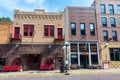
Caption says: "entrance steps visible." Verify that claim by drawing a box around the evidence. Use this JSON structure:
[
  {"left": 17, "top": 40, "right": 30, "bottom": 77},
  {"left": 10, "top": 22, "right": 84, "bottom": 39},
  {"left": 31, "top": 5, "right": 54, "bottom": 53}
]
[{"left": 110, "top": 61, "right": 120, "bottom": 68}]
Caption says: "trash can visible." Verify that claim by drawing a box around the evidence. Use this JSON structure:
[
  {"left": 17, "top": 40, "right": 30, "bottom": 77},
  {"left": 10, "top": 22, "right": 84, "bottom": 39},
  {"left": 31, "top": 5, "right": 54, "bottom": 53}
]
[{"left": 60, "top": 65, "right": 64, "bottom": 73}]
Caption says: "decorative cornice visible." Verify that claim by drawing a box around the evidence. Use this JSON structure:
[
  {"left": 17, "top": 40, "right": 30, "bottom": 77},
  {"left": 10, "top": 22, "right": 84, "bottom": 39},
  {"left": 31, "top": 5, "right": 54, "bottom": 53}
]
[{"left": 14, "top": 14, "right": 63, "bottom": 20}]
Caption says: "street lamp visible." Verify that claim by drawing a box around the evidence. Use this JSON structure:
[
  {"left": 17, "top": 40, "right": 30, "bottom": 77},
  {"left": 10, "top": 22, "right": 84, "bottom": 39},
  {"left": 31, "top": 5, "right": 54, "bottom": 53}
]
[{"left": 64, "top": 42, "right": 70, "bottom": 75}]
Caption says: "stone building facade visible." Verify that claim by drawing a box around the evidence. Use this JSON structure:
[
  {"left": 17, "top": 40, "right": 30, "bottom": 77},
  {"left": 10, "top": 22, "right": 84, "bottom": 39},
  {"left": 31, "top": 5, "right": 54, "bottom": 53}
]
[
  {"left": 1, "top": 9, "right": 65, "bottom": 70},
  {"left": 94, "top": 0, "right": 120, "bottom": 68},
  {"left": 64, "top": 7, "right": 100, "bottom": 69}
]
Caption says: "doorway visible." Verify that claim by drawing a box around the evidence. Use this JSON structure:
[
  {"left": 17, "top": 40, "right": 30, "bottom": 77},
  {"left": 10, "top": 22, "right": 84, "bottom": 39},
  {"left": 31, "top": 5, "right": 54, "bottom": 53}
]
[
  {"left": 26, "top": 54, "right": 42, "bottom": 70},
  {"left": 80, "top": 55, "right": 89, "bottom": 68}
]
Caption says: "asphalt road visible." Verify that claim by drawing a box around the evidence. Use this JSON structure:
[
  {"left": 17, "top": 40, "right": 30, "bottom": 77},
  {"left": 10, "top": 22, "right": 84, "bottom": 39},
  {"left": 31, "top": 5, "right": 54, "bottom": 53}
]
[{"left": 0, "top": 74, "right": 120, "bottom": 80}]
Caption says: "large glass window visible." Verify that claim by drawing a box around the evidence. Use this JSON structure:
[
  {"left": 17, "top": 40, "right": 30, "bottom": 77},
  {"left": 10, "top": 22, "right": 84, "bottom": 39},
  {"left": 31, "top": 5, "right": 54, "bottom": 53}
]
[
  {"left": 109, "top": 4, "right": 114, "bottom": 14},
  {"left": 90, "top": 44, "right": 97, "bottom": 52},
  {"left": 44, "top": 25, "right": 54, "bottom": 37},
  {"left": 71, "top": 43, "right": 77, "bottom": 52},
  {"left": 112, "top": 31, "right": 118, "bottom": 41},
  {"left": 23, "top": 25, "right": 34, "bottom": 37},
  {"left": 79, "top": 43, "right": 88, "bottom": 52},
  {"left": 101, "top": 17, "right": 107, "bottom": 27},
  {"left": 71, "top": 54, "right": 78, "bottom": 64},
  {"left": 103, "top": 30, "right": 108, "bottom": 41},
  {"left": 110, "top": 17, "right": 116, "bottom": 27},
  {"left": 91, "top": 54, "right": 98, "bottom": 64},
  {"left": 70, "top": 23, "right": 76, "bottom": 36},
  {"left": 109, "top": 48, "right": 120, "bottom": 61},
  {"left": 100, "top": 4, "right": 106, "bottom": 14},
  {"left": 117, "top": 5, "right": 120, "bottom": 14},
  {"left": 80, "top": 23, "right": 86, "bottom": 36},
  {"left": 89, "top": 23, "right": 95, "bottom": 36}
]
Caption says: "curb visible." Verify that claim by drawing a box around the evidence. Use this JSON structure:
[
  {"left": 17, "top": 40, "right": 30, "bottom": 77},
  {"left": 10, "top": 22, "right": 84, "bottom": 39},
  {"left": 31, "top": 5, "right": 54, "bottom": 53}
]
[{"left": 0, "top": 71, "right": 120, "bottom": 77}]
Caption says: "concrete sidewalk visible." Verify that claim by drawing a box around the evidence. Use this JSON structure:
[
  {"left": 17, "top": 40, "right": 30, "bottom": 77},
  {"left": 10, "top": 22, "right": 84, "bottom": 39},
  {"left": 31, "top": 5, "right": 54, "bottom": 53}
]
[{"left": 0, "top": 69, "right": 120, "bottom": 77}]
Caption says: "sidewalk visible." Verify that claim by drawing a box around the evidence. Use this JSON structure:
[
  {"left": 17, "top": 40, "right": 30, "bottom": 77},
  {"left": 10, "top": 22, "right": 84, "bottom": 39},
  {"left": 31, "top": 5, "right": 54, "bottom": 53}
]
[{"left": 0, "top": 69, "right": 120, "bottom": 77}]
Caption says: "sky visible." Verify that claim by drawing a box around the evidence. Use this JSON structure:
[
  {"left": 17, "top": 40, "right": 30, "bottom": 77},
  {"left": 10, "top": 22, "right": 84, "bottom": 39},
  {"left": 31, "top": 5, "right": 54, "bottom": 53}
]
[{"left": 0, "top": 0, "right": 94, "bottom": 21}]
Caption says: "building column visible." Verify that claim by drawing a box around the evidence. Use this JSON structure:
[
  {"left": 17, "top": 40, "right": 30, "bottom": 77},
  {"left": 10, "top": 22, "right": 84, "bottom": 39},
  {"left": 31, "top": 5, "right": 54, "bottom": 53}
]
[
  {"left": 97, "top": 42, "right": 100, "bottom": 65},
  {"left": 77, "top": 43, "right": 80, "bottom": 66},
  {"left": 88, "top": 43, "right": 92, "bottom": 66}
]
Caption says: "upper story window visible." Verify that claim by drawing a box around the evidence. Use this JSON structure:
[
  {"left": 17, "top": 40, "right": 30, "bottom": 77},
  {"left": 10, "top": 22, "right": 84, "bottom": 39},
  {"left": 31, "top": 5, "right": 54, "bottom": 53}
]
[
  {"left": 89, "top": 23, "right": 95, "bottom": 36},
  {"left": 109, "top": 4, "right": 114, "bottom": 14},
  {"left": 80, "top": 23, "right": 86, "bottom": 36},
  {"left": 23, "top": 25, "right": 34, "bottom": 37},
  {"left": 100, "top": 4, "right": 106, "bottom": 14},
  {"left": 101, "top": 17, "right": 107, "bottom": 27},
  {"left": 117, "top": 5, "right": 120, "bottom": 14},
  {"left": 112, "top": 31, "right": 118, "bottom": 41},
  {"left": 103, "top": 30, "right": 108, "bottom": 41},
  {"left": 110, "top": 17, "right": 116, "bottom": 27},
  {"left": 44, "top": 25, "right": 54, "bottom": 37},
  {"left": 70, "top": 23, "right": 76, "bottom": 36}
]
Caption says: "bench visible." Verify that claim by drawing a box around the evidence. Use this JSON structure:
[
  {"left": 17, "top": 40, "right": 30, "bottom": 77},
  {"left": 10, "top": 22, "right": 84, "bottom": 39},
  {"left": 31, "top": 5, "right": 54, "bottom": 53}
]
[
  {"left": 2, "top": 66, "right": 20, "bottom": 72},
  {"left": 40, "top": 64, "right": 53, "bottom": 70}
]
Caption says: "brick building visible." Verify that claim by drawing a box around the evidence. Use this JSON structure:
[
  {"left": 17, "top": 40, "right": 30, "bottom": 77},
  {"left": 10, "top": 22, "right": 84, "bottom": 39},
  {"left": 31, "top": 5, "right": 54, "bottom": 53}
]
[
  {"left": 94, "top": 0, "right": 120, "bottom": 68},
  {"left": 64, "top": 6, "right": 100, "bottom": 69},
  {"left": 1, "top": 9, "right": 64, "bottom": 70}
]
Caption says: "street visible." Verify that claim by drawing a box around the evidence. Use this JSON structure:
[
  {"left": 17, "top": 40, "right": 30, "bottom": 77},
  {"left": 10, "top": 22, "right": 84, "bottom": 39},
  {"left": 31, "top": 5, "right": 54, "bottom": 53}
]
[{"left": 0, "top": 74, "right": 120, "bottom": 80}]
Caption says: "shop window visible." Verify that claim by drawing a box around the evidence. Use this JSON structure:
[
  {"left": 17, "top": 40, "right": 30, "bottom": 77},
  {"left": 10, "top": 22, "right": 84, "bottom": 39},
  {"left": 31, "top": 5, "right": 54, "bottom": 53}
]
[
  {"left": 71, "top": 43, "right": 77, "bottom": 52},
  {"left": 79, "top": 43, "right": 88, "bottom": 52},
  {"left": 109, "top": 48, "right": 120, "bottom": 61},
  {"left": 71, "top": 54, "right": 78, "bottom": 64},
  {"left": 90, "top": 44, "right": 97, "bottom": 52},
  {"left": 91, "top": 54, "right": 98, "bottom": 64}
]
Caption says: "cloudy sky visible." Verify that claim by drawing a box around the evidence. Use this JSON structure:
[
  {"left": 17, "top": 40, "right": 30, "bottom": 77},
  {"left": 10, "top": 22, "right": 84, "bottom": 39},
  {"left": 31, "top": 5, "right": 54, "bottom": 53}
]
[{"left": 0, "top": 0, "right": 94, "bottom": 21}]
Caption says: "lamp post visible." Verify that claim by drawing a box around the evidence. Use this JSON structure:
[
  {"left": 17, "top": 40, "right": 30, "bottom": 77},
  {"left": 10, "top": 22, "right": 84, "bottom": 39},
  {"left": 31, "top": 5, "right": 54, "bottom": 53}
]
[{"left": 64, "top": 42, "right": 70, "bottom": 75}]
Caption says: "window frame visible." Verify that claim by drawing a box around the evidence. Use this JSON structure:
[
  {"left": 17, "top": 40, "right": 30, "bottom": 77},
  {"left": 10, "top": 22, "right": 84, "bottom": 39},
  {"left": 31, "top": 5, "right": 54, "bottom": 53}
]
[
  {"left": 80, "top": 23, "right": 86, "bottom": 36},
  {"left": 70, "top": 22, "right": 76, "bottom": 36},
  {"left": 100, "top": 4, "right": 106, "bottom": 14},
  {"left": 112, "top": 31, "right": 118, "bottom": 41},
  {"left": 44, "top": 25, "right": 54, "bottom": 37},
  {"left": 103, "top": 30, "right": 108, "bottom": 41},
  {"left": 23, "top": 24, "right": 34, "bottom": 37},
  {"left": 89, "top": 23, "right": 95, "bottom": 36},
  {"left": 110, "top": 17, "right": 116, "bottom": 27},
  {"left": 109, "top": 4, "right": 114, "bottom": 14},
  {"left": 101, "top": 17, "right": 107, "bottom": 27}
]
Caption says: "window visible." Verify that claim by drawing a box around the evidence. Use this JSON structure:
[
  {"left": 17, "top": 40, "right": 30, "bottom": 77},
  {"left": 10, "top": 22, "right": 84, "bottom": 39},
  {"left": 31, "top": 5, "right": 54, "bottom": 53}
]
[
  {"left": 101, "top": 17, "right": 107, "bottom": 27},
  {"left": 89, "top": 23, "right": 95, "bottom": 36},
  {"left": 80, "top": 23, "right": 86, "bottom": 36},
  {"left": 71, "top": 54, "right": 78, "bottom": 64},
  {"left": 23, "top": 25, "right": 34, "bottom": 37},
  {"left": 44, "top": 25, "right": 54, "bottom": 37},
  {"left": 117, "top": 5, "right": 120, "bottom": 14},
  {"left": 70, "top": 23, "right": 76, "bottom": 35},
  {"left": 109, "top": 4, "right": 114, "bottom": 14},
  {"left": 103, "top": 30, "right": 108, "bottom": 41},
  {"left": 79, "top": 43, "right": 88, "bottom": 52},
  {"left": 91, "top": 54, "right": 98, "bottom": 64},
  {"left": 100, "top": 4, "right": 106, "bottom": 14},
  {"left": 112, "top": 31, "right": 118, "bottom": 41},
  {"left": 71, "top": 43, "right": 77, "bottom": 52},
  {"left": 109, "top": 48, "right": 120, "bottom": 61},
  {"left": 90, "top": 44, "right": 97, "bottom": 52},
  {"left": 110, "top": 17, "right": 116, "bottom": 27}
]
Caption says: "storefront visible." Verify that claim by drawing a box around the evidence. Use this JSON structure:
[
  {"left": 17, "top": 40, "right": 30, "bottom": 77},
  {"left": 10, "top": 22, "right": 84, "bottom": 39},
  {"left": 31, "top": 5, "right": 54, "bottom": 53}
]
[{"left": 69, "top": 41, "right": 100, "bottom": 69}]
